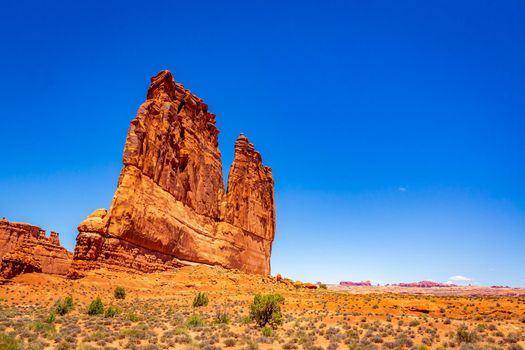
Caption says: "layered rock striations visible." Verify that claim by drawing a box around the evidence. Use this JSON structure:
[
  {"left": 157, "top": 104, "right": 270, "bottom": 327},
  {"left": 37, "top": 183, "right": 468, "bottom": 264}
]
[
  {"left": 70, "top": 70, "right": 275, "bottom": 277},
  {"left": 0, "top": 219, "right": 73, "bottom": 279}
]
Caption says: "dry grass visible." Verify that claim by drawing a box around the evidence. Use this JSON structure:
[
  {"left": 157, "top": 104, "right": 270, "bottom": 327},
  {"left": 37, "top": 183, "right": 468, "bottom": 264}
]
[{"left": 0, "top": 266, "right": 524, "bottom": 349}]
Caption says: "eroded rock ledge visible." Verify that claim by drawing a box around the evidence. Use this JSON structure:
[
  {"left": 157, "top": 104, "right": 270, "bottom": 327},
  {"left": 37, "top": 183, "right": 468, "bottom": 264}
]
[
  {"left": 0, "top": 219, "right": 73, "bottom": 279},
  {"left": 69, "top": 70, "right": 275, "bottom": 277}
]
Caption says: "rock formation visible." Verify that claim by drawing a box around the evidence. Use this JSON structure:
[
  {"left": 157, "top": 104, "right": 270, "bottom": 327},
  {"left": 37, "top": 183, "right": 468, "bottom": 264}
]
[
  {"left": 395, "top": 281, "right": 456, "bottom": 288},
  {"left": 0, "top": 219, "right": 73, "bottom": 279},
  {"left": 70, "top": 70, "right": 275, "bottom": 277},
  {"left": 339, "top": 280, "right": 372, "bottom": 287}
]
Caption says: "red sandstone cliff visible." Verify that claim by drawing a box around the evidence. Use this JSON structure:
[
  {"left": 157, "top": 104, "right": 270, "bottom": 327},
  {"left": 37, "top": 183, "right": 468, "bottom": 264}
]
[
  {"left": 0, "top": 219, "right": 73, "bottom": 279},
  {"left": 70, "top": 70, "right": 275, "bottom": 277}
]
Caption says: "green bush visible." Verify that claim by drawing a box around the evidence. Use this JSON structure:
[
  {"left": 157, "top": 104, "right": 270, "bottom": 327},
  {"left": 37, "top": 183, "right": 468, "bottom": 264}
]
[
  {"left": 45, "top": 311, "right": 56, "bottom": 324},
  {"left": 54, "top": 295, "right": 73, "bottom": 315},
  {"left": 105, "top": 305, "right": 120, "bottom": 318},
  {"left": 87, "top": 296, "right": 104, "bottom": 315},
  {"left": 192, "top": 292, "right": 209, "bottom": 307},
  {"left": 187, "top": 314, "right": 205, "bottom": 327},
  {"left": 262, "top": 326, "right": 273, "bottom": 337},
  {"left": 249, "top": 293, "right": 285, "bottom": 327},
  {"left": 318, "top": 283, "right": 327, "bottom": 289},
  {"left": 127, "top": 313, "right": 141, "bottom": 322},
  {"left": 114, "top": 286, "right": 126, "bottom": 299}
]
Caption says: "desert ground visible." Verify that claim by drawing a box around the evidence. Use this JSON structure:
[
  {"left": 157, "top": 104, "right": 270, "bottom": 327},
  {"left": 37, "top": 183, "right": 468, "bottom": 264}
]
[{"left": 0, "top": 266, "right": 524, "bottom": 350}]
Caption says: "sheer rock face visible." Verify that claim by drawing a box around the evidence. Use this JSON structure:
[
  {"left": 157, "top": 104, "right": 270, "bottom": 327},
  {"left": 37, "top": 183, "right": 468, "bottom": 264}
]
[
  {"left": 70, "top": 70, "right": 275, "bottom": 277},
  {"left": 0, "top": 219, "right": 73, "bottom": 279}
]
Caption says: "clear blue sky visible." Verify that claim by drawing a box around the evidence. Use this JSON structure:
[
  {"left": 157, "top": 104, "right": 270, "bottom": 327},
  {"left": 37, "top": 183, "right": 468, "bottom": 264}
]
[{"left": 1, "top": 1, "right": 524, "bottom": 286}]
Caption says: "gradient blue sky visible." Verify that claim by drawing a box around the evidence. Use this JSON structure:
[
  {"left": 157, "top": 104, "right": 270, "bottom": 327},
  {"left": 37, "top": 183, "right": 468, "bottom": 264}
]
[{"left": 1, "top": 1, "right": 524, "bottom": 286}]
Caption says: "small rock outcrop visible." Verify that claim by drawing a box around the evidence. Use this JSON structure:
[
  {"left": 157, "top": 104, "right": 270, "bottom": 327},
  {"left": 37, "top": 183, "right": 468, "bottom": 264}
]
[
  {"left": 0, "top": 219, "right": 73, "bottom": 279},
  {"left": 70, "top": 70, "right": 275, "bottom": 277}
]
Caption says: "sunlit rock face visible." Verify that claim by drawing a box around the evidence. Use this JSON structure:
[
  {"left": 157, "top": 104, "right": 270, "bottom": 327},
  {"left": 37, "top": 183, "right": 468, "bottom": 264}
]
[
  {"left": 0, "top": 219, "right": 72, "bottom": 279},
  {"left": 70, "top": 70, "right": 275, "bottom": 277}
]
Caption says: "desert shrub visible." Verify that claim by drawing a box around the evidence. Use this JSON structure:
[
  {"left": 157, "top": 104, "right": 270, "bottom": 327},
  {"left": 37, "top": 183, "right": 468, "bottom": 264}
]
[
  {"left": 455, "top": 325, "right": 478, "bottom": 344},
  {"left": 519, "top": 316, "right": 525, "bottom": 323},
  {"left": 187, "top": 314, "right": 204, "bottom": 327},
  {"left": 87, "top": 297, "right": 104, "bottom": 315},
  {"left": 46, "top": 311, "right": 56, "bottom": 323},
  {"left": 30, "top": 320, "right": 57, "bottom": 338},
  {"left": 224, "top": 338, "right": 236, "bottom": 347},
  {"left": 262, "top": 326, "right": 273, "bottom": 337},
  {"left": 54, "top": 296, "right": 74, "bottom": 315},
  {"left": 127, "top": 312, "right": 141, "bottom": 322},
  {"left": 214, "top": 308, "right": 230, "bottom": 324},
  {"left": 192, "top": 292, "right": 209, "bottom": 307},
  {"left": 319, "top": 284, "right": 327, "bottom": 290},
  {"left": 504, "top": 332, "right": 521, "bottom": 344},
  {"left": 509, "top": 344, "right": 523, "bottom": 350},
  {"left": 0, "top": 333, "right": 23, "bottom": 350},
  {"left": 105, "top": 305, "right": 120, "bottom": 318},
  {"left": 250, "top": 293, "right": 284, "bottom": 327},
  {"left": 409, "top": 320, "right": 420, "bottom": 327},
  {"left": 114, "top": 287, "right": 126, "bottom": 300},
  {"left": 395, "top": 335, "right": 414, "bottom": 348}
]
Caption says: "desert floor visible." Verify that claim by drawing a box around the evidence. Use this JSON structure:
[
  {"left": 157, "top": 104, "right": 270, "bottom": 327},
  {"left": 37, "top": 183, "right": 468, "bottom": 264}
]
[{"left": 0, "top": 265, "right": 524, "bottom": 350}]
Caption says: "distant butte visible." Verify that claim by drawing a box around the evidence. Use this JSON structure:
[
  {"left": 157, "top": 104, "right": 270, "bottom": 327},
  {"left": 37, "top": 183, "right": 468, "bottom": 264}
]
[
  {"left": 339, "top": 280, "right": 372, "bottom": 287},
  {"left": 395, "top": 281, "right": 457, "bottom": 288},
  {"left": 69, "top": 70, "right": 276, "bottom": 277}
]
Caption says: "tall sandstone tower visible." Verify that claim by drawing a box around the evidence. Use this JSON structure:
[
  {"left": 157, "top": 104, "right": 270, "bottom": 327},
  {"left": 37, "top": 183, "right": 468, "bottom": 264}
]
[{"left": 69, "top": 70, "right": 275, "bottom": 277}]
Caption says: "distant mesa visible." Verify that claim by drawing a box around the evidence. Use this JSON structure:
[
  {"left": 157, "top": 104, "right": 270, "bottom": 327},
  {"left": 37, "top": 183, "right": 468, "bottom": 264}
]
[
  {"left": 395, "top": 281, "right": 456, "bottom": 288},
  {"left": 339, "top": 280, "right": 372, "bottom": 287},
  {"left": 69, "top": 70, "right": 276, "bottom": 277},
  {"left": 0, "top": 219, "right": 72, "bottom": 280}
]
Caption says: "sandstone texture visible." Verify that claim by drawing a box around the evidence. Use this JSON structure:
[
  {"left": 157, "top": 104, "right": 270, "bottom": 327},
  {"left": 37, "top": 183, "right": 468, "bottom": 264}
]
[
  {"left": 70, "top": 70, "right": 275, "bottom": 277},
  {"left": 0, "top": 219, "right": 73, "bottom": 279}
]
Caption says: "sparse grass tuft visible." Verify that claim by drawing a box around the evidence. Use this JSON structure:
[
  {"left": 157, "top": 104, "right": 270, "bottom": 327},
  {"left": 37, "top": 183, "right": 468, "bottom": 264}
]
[
  {"left": 192, "top": 292, "right": 209, "bottom": 307},
  {"left": 262, "top": 326, "right": 273, "bottom": 337},
  {"left": 187, "top": 314, "right": 205, "bottom": 327},
  {"left": 0, "top": 333, "right": 23, "bottom": 350}
]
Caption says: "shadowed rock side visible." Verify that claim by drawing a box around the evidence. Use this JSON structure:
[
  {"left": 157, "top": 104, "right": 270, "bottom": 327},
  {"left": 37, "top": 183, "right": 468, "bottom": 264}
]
[
  {"left": 70, "top": 70, "right": 275, "bottom": 277},
  {"left": 0, "top": 219, "right": 73, "bottom": 279}
]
